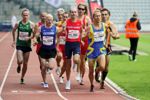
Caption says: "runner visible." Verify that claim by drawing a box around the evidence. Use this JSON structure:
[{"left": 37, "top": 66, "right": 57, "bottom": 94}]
[
  {"left": 87, "top": 10, "right": 106, "bottom": 92},
  {"left": 34, "top": 12, "right": 47, "bottom": 77},
  {"left": 95, "top": 8, "right": 120, "bottom": 89},
  {"left": 35, "top": 14, "right": 64, "bottom": 88},
  {"left": 77, "top": 3, "right": 91, "bottom": 85},
  {"left": 56, "top": 12, "right": 69, "bottom": 83},
  {"left": 55, "top": 8, "right": 65, "bottom": 75},
  {"left": 12, "top": 8, "right": 35, "bottom": 84},
  {"left": 65, "top": 7, "right": 83, "bottom": 90},
  {"left": 56, "top": 8, "right": 65, "bottom": 22}
]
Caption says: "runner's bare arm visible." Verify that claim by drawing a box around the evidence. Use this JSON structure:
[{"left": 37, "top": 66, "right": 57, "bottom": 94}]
[
  {"left": 33, "top": 24, "right": 39, "bottom": 38},
  {"left": 109, "top": 22, "right": 120, "bottom": 39},
  {"left": 85, "top": 16, "right": 92, "bottom": 27},
  {"left": 33, "top": 26, "right": 41, "bottom": 45},
  {"left": 56, "top": 22, "right": 66, "bottom": 35},
  {"left": 27, "top": 22, "right": 35, "bottom": 40}
]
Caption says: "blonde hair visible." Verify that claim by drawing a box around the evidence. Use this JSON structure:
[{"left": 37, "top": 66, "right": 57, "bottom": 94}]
[
  {"left": 40, "top": 12, "right": 47, "bottom": 17},
  {"left": 46, "top": 14, "right": 53, "bottom": 20},
  {"left": 57, "top": 8, "right": 65, "bottom": 14},
  {"left": 92, "top": 9, "right": 101, "bottom": 18},
  {"left": 21, "top": 8, "right": 30, "bottom": 15}
]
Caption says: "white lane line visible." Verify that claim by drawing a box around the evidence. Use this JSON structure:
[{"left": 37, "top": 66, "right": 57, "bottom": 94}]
[
  {"left": 50, "top": 73, "right": 68, "bottom": 100},
  {"left": 0, "top": 33, "right": 9, "bottom": 43},
  {"left": 0, "top": 49, "right": 16, "bottom": 100}
]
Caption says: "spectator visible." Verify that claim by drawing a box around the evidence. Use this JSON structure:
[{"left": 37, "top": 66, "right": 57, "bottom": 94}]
[
  {"left": 11, "top": 15, "right": 17, "bottom": 28},
  {"left": 125, "top": 11, "right": 141, "bottom": 61}
]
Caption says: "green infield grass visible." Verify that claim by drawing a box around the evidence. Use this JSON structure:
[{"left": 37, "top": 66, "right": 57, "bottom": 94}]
[{"left": 108, "top": 33, "right": 150, "bottom": 100}]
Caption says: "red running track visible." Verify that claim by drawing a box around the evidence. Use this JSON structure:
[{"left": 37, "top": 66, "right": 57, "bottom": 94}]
[{"left": 0, "top": 32, "right": 125, "bottom": 100}]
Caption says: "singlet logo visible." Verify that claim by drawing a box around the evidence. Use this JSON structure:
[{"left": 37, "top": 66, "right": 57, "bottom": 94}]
[
  {"left": 94, "top": 31, "right": 105, "bottom": 42},
  {"left": 43, "top": 32, "right": 54, "bottom": 35},
  {"left": 19, "top": 31, "right": 29, "bottom": 40},
  {"left": 19, "top": 24, "right": 30, "bottom": 30},
  {"left": 59, "top": 36, "right": 66, "bottom": 45},
  {"left": 68, "top": 30, "right": 80, "bottom": 39},
  {"left": 43, "top": 36, "right": 53, "bottom": 46}
]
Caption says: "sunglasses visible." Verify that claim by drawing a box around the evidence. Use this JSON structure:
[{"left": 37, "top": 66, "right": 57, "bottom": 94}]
[{"left": 78, "top": 8, "right": 85, "bottom": 11}]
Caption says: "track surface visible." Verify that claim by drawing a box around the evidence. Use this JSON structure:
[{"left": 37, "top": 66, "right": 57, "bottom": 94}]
[{"left": 0, "top": 32, "right": 125, "bottom": 100}]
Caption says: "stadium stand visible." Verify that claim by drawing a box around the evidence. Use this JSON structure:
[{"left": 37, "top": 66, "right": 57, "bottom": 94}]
[
  {"left": 103, "top": 0, "right": 150, "bottom": 31},
  {"left": 0, "top": 0, "right": 149, "bottom": 31}
]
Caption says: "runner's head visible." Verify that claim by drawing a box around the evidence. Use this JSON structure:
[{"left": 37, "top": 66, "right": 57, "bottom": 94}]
[
  {"left": 57, "top": 8, "right": 65, "bottom": 21},
  {"left": 21, "top": 8, "right": 30, "bottom": 21},
  {"left": 70, "top": 6, "right": 78, "bottom": 20},
  {"left": 63, "top": 12, "right": 69, "bottom": 21},
  {"left": 77, "top": 3, "right": 88, "bottom": 16},
  {"left": 93, "top": 9, "right": 102, "bottom": 24},
  {"left": 39, "top": 12, "right": 47, "bottom": 23},
  {"left": 46, "top": 14, "right": 53, "bottom": 26},
  {"left": 101, "top": 8, "right": 111, "bottom": 22}
]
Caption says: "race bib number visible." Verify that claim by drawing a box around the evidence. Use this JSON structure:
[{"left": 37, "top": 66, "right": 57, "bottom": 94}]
[
  {"left": 59, "top": 36, "right": 66, "bottom": 45},
  {"left": 19, "top": 32, "right": 29, "bottom": 40},
  {"left": 43, "top": 36, "right": 53, "bottom": 45},
  {"left": 68, "top": 30, "right": 80, "bottom": 39},
  {"left": 94, "top": 32, "right": 105, "bottom": 42}
]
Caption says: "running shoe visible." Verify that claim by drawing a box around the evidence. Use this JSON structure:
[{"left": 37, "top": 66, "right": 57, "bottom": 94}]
[
  {"left": 17, "top": 66, "right": 21, "bottom": 73},
  {"left": 59, "top": 77, "right": 64, "bottom": 84},
  {"left": 43, "top": 82, "right": 49, "bottom": 88},
  {"left": 65, "top": 80, "right": 71, "bottom": 90},
  {"left": 128, "top": 54, "right": 132, "bottom": 61},
  {"left": 20, "top": 78, "right": 24, "bottom": 84}
]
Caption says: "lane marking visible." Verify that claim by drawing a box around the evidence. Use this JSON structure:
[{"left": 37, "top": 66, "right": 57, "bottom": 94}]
[
  {"left": 11, "top": 90, "right": 50, "bottom": 94},
  {"left": 0, "top": 33, "right": 9, "bottom": 43},
  {"left": 0, "top": 49, "right": 16, "bottom": 100},
  {"left": 11, "top": 90, "right": 102, "bottom": 94},
  {"left": 12, "top": 90, "right": 43, "bottom": 94},
  {"left": 50, "top": 73, "right": 68, "bottom": 100}
]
